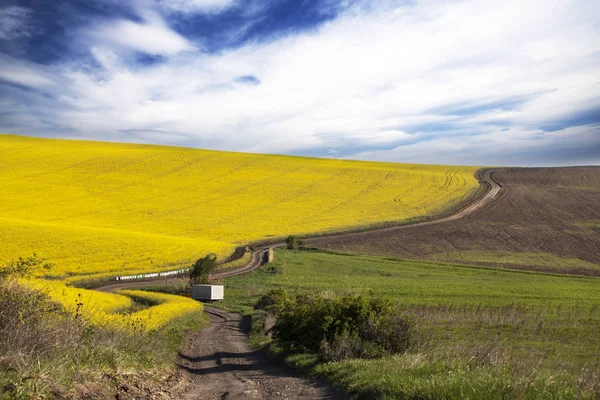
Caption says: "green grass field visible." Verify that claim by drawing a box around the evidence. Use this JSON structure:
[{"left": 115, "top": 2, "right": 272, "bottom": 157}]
[
  {"left": 428, "top": 250, "right": 600, "bottom": 273},
  {"left": 221, "top": 250, "right": 600, "bottom": 311},
  {"left": 219, "top": 249, "right": 600, "bottom": 399}
]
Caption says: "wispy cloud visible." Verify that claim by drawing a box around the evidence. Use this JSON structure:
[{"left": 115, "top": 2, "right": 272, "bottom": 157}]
[
  {"left": 155, "top": 0, "right": 238, "bottom": 14},
  {"left": 88, "top": 7, "right": 196, "bottom": 56},
  {"left": 0, "top": 0, "right": 599, "bottom": 166},
  {"left": 0, "top": 5, "right": 32, "bottom": 40},
  {"left": 0, "top": 55, "right": 56, "bottom": 87}
]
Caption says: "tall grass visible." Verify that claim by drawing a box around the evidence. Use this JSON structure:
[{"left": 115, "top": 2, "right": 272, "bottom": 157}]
[
  {"left": 313, "top": 302, "right": 600, "bottom": 399},
  {"left": 218, "top": 249, "right": 600, "bottom": 399},
  {"left": 0, "top": 279, "right": 208, "bottom": 398}
]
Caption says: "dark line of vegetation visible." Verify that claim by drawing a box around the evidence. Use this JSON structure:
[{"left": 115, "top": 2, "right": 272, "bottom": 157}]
[{"left": 255, "top": 290, "right": 413, "bottom": 362}]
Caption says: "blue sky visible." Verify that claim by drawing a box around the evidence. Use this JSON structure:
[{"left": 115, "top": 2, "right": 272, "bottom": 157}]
[{"left": 0, "top": 0, "right": 599, "bottom": 166}]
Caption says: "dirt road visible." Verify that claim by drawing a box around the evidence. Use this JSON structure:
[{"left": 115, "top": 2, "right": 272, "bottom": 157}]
[
  {"left": 95, "top": 246, "right": 276, "bottom": 293},
  {"left": 94, "top": 168, "right": 501, "bottom": 399},
  {"left": 97, "top": 168, "right": 500, "bottom": 293},
  {"left": 98, "top": 272, "right": 346, "bottom": 399},
  {"left": 311, "top": 167, "right": 600, "bottom": 275},
  {"left": 179, "top": 307, "right": 345, "bottom": 400}
]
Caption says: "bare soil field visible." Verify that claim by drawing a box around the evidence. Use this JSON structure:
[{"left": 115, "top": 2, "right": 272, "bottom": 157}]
[{"left": 309, "top": 167, "right": 600, "bottom": 276}]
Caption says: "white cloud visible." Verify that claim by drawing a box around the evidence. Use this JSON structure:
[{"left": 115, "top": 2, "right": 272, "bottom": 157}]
[
  {"left": 0, "top": 5, "right": 32, "bottom": 40},
  {"left": 89, "top": 9, "right": 196, "bottom": 55},
  {"left": 0, "top": 55, "right": 56, "bottom": 87},
  {"left": 2, "top": 0, "right": 600, "bottom": 165},
  {"left": 155, "top": 0, "right": 237, "bottom": 13}
]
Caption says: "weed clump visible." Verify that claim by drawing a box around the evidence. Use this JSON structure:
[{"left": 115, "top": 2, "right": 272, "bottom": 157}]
[
  {"left": 264, "top": 263, "right": 285, "bottom": 275},
  {"left": 255, "top": 288, "right": 290, "bottom": 311},
  {"left": 256, "top": 290, "right": 414, "bottom": 361}
]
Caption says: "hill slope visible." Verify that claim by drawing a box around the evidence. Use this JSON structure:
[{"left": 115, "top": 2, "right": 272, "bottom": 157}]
[
  {"left": 219, "top": 249, "right": 600, "bottom": 399},
  {"left": 0, "top": 134, "right": 479, "bottom": 281},
  {"left": 310, "top": 167, "right": 600, "bottom": 275}
]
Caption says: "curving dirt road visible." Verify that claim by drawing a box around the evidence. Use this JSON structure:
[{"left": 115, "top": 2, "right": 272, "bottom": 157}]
[
  {"left": 94, "top": 168, "right": 501, "bottom": 399},
  {"left": 311, "top": 166, "right": 600, "bottom": 276},
  {"left": 97, "top": 168, "right": 500, "bottom": 293},
  {"left": 95, "top": 245, "right": 277, "bottom": 293}
]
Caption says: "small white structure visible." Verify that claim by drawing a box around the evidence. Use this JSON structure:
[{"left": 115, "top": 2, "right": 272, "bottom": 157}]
[{"left": 191, "top": 284, "right": 224, "bottom": 301}]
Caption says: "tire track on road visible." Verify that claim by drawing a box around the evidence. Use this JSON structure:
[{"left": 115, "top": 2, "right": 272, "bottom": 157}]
[{"left": 94, "top": 168, "right": 501, "bottom": 399}]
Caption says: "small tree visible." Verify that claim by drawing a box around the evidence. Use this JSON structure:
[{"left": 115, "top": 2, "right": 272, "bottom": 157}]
[
  {"left": 285, "top": 235, "right": 305, "bottom": 250},
  {"left": 189, "top": 254, "right": 217, "bottom": 285}
]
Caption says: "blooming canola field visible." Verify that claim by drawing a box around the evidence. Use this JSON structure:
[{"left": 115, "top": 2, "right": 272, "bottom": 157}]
[
  {"left": 1, "top": 134, "right": 480, "bottom": 329},
  {"left": 0, "top": 134, "right": 479, "bottom": 282},
  {"left": 27, "top": 279, "right": 201, "bottom": 331}
]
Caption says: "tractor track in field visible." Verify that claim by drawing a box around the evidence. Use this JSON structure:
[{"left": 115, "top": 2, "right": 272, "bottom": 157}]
[
  {"left": 97, "top": 168, "right": 500, "bottom": 294},
  {"left": 94, "top": 168, "right": 501, "bottom": 399},
  {"left": 312, "top": 166, "right": 600, "bottom": 276}
]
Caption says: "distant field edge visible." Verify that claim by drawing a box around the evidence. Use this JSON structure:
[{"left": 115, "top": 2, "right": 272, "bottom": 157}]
[
  {"left": 89, "top": 168, "right": 498, "bottom": 289},
  {"left": 297, "top": 167, "right": 500, "bottom": 242},
  {"left": 229, "top": 167, "right": 496, "bottom": 251}
]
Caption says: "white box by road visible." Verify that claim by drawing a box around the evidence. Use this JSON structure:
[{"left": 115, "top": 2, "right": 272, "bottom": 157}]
[{"left": 191, "top": 284, "right": 224, "bottom": 301}]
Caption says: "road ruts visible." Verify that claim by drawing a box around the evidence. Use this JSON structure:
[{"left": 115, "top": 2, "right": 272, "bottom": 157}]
[
  {"left": 92, "top": 168, "right": 501, "bottom": 399},
  {"left": 179, "top": 307, "right": 346, "bottom": 400}
]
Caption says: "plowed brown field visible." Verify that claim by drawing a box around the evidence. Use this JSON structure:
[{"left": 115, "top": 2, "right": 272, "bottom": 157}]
[{"left": 309, "top": 167, "right": 600, "bottom": 276}]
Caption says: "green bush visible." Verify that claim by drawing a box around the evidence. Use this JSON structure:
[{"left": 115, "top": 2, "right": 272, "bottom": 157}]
[
  {"left": 264, "top": 292, "right": 414, "bottom": 361},
  {"left": 189, "top": 254, "right": 217, "bottom": 284},
  {"left": 255, "top": 288, "right": 290, "bottom": 311},
  {"left": 285, "top": 236, "right": 305, "bottom": 250}
]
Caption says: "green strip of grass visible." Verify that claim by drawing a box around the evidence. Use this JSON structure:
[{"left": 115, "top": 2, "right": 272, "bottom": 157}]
[
  {"left": 218, "top": 249, "right": 600, "bottom": 399},
  {"left": 217, "top": 250, "right": 252, "bottom": 271},
  {"left": 220, "top": 249, "right": 600, "bottom": 312},
  {"left": 429, "top": 250, "right": 600, "bottom": 272}
]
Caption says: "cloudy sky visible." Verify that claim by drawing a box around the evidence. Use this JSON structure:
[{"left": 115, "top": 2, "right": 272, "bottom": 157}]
[{"left": 0, "top": 0, "right": 599, "bottom": 166}]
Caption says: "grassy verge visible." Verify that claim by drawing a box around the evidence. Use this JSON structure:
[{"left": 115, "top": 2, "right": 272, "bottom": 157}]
[
  {"left": 220, "top": 249, "right": 600, "bottom": 311},
  {"left": 0, "top": 280, "right": 208, "bottom": 399},
  {"left": 216, "top": 248, "right": 253, "bottom": 271},
  {"left": 218, "top": 249, "right": 600, "bottom": 399},
  {"left": 429, "top": 250, "right": 600, "bottom": 275}
]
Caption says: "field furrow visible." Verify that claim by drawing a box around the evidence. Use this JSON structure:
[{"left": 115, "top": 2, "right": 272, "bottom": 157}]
[{"left": 0, "top": 134, "right": 480, "bottom": 282}]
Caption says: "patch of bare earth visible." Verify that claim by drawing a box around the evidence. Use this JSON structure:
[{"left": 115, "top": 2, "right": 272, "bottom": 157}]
[
  {"left": 179, "top": 307, "right": 346, "bottom": 400},
  {"left": 309, "top": 167, "right": 600, "bottom": 276}
]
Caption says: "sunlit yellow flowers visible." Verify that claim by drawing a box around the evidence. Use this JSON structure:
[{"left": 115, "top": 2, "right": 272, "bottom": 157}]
[
  {"left": 27, "top": 279, "right": 201, "bottom": 331},
  {"left": 0, "top": 134, "right": 478, "bottom": 281},
  {"left": 1, "top": 134, "right": 479, "bottom": 329}
]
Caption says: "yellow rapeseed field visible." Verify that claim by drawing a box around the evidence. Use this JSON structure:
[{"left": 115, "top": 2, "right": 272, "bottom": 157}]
[
  {"left": 1, "top": 134, "right": 479, "bottom": 329},
  {"left": 27, "top": 280, "right": 202, "bottom": 331},
  {"left": 0, "top": 134, "right": 479, "bottom": 281}
]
